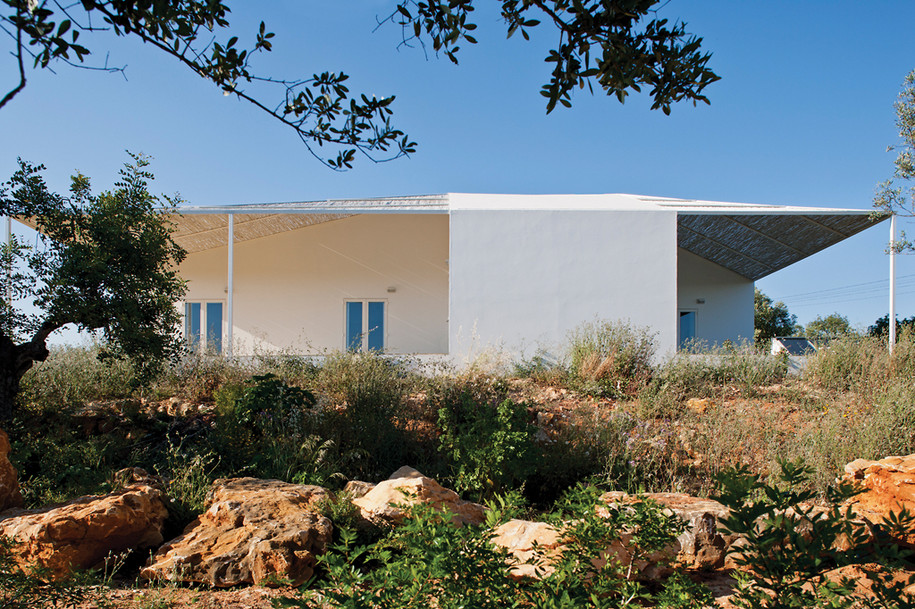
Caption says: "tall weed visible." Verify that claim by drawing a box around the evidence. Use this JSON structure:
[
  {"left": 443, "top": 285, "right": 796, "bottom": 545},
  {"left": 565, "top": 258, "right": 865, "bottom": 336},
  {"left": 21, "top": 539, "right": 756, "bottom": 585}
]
[
  {"left": 566, "top": 320, "right": 655, "bottom": 398},
  {"left": 317, "top": 351, "right": 414, "bottom": 480},
  {"left": 19, "top": 344, "right": 136, "bottom": 410},
  {"left": 639, "top": 342, "right": 787, "bottom": 418}
]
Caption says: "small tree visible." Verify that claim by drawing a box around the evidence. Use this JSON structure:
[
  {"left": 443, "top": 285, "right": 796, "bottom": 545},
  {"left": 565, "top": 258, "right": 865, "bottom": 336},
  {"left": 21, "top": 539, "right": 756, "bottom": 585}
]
[
  {"left": 868, "top": 314, "right": 915, "bottom": 337},
  {"left": 804, "top": 313, "right": 854, "bottom": 344},
  {"left": 754, "top": 288, "right": 798, "bottom": 345},
  {"left": 875, "top": 69, "right": 915, "bottom": 246},
  {"left": 0, "top": 154, "right": 186, "bottom": 420}
]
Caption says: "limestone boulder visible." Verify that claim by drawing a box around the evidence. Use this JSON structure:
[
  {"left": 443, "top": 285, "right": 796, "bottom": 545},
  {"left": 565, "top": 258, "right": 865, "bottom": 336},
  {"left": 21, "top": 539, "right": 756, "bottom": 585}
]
[
  {"left": 0, "top": 428, "right": 23, "bottom": 512},
  {"left": 490, "top": 519, "right": 562, "bottom": 579},
  {"left": 352, "top": 466, "right": 485, "bottom": 526},
  {"left": 491, "top": 515, "right": 678, "bottom": 581},
  {"left": 0, "top": 468, "right": 167, "bottom": 580},
  {"left": 843, "top": 454, "right": 915, "bottom": 546},
  {"left": 342, "top": 479, "right": 376, "bottom": 500},
  {"left": 600, "top": 491, "right": 733, "bottom": 569},
  {"left": 142, "top": 478, "right": 332, "bottom": 587}
]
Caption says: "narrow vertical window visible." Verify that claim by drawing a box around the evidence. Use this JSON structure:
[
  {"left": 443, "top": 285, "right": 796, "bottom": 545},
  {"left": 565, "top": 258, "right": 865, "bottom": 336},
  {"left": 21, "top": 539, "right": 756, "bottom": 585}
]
[
  {"left": 345, "top": 300, "right": 386, "bottom": 352},
  {"left": 185, "top": 302, "right": 201, "bottom": 351},
  {"left": 679, "top": 310, "right": 696, "bottom": 350},
  {"left": 184, "top": 301, "right": 224, "bottom": 354},
  {"left": 206, "top": 302, "right": 223, "bottom": 354},
  {"left": 367, "top": 301, "right": 385, "bottom": 351},
  {"left": 346, "top": 301, "right": 363, "bottom": 351}
]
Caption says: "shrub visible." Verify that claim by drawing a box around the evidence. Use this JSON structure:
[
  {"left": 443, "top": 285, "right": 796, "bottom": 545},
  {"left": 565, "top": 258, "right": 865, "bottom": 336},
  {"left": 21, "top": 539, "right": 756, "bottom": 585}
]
[
  {"left": 300, "top": 486, "right": 707, "bottom": 609},
  {"left": 316, "top": 351, "right": 415, "bottom": 480},
  {"left": 211, "top": 373, "right": 319, "bottom": 480},
  {"left": 8, "top": 420, "right": 116, "bottom": 506},
  {"left": 714, "top": 458, "right": 915, "bottom": 609},
  {"left": 437, "top": 395, "right": 536, "bottom": 500},
  {"left": 566, "top": 320, "right": 655, "bottom": 397}
]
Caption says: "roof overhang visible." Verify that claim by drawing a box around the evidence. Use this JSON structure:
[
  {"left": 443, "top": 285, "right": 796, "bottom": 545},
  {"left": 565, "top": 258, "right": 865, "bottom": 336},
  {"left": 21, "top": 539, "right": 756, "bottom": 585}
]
[
  {"left": 18, "top": 193, "right": 879, "bottom": 276},
  {"left": 164, "top": 195, "right": 449, "bottom": 253},
  {"left": 675, "top": 209, "right": 883, "bottom": 280}
]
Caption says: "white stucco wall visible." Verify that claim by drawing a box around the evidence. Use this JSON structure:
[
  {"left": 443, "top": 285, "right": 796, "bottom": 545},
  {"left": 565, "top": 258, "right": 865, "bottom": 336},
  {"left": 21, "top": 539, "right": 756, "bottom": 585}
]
[
  {"left": 179, "top": 214, "right": 449, "bottom": 354},
  {"left": 676, "top": 248, "right": 754, "bottom": 347},
  {"left": 448, "top": 199, "right": 679, "bottom": 361}
]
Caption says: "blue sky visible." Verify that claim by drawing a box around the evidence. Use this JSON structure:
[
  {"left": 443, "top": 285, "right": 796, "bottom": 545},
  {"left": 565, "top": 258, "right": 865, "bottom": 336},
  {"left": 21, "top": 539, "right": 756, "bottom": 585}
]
[{"left": 2, "top": 1, "right": 914, "bottom": 335}]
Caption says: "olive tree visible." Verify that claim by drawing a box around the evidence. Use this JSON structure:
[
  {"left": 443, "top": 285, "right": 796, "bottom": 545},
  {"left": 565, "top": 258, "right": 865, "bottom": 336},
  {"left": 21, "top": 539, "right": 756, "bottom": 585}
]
[
  {"left": 875, "top": 69, "right": 915, "bottom": 246},
  {"left": 754, "top": 288, "right": 799, "bottom": 345},
  {"left": 0, "top": 154, "right": 186, "bottom": 420},
  {"left": 803, "top": 313, "right": 854, "bottom": 344},
  {"left": 2, "top": 1, "right": 719, "bottom": 168}
]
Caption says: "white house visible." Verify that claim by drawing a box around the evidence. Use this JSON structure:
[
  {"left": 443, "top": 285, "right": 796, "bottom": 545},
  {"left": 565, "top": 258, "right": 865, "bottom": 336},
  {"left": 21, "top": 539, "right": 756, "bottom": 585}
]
[{"left": 166, "top": 193, "right": 880, "bottom": 359}]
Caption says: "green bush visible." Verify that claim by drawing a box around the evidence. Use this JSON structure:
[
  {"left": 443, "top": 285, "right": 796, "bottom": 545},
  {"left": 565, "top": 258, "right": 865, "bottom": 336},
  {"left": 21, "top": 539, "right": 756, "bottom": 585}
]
[
  {"left": 8, "top": 417, "right": 117, "bottom": 506},
  {"left": 438, "top": 395, "right": 536, "bottom": 500},
  {"left": 211, "top": 373, "right": 319, "bottom": 481},
  {"left": 298, "top": 485, "right": 706, "bottom": 609},
  {"left": 566, "top": 320, "right": 655, "bottom": 398},
  {"left": 714, "top": 459, "right": 915, "bottom": 609},
  {"left": 317, "top": 351, "right": 416, "bottom": 480}
]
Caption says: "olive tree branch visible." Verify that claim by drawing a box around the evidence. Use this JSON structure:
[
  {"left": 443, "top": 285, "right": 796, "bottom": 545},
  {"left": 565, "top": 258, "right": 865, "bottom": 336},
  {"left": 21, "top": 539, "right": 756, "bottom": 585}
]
[{"left": 0, "top": 3, "right": 25, "bottom": 110}]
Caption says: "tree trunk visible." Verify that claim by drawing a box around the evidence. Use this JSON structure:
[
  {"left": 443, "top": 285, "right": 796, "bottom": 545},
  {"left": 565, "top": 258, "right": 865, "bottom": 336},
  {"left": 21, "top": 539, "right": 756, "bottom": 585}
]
[
  {"left": 0, "top": 333, "right": 51, "bottom": 421},
  {"left": 0, "top": 367, "right": 21, "bottom": 422}
]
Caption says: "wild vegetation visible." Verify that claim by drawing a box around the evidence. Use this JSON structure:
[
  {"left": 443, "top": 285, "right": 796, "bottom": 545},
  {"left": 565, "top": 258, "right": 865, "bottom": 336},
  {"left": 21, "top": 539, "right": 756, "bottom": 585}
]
[{"left": 3, "top": 320, "right": 915, "bottom": 606}]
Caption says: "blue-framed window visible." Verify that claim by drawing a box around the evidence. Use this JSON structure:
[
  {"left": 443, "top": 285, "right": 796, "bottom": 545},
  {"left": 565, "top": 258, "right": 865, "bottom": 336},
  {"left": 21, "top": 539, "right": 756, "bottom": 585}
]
[
  {"left": 185, "top": 301, "right": 224, "bottom": 354},
  {"left": 345, "top": 300, "right": 386, "bottom": 352}
]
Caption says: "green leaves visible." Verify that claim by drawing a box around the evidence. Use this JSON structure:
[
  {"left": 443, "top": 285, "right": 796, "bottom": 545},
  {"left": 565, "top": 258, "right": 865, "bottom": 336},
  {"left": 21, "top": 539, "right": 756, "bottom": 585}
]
[
  {"left": 304, "top": 485, "right": 702, "bottom": 609},
  {"left": 1, "top": 1, "right": 414, "bottom": 169},
  {"left": 0, "top": 155, "right": 187, "bottom": 401},
  {"left": 713, "top": 458, "right": 915, "bottom": 609},
  {"left": 437, "top": 394, "right": 536, "bottom": 500},
  {"left": 875, "top": 70, "right": 915, "bottom": 247},
  {"left": 391, "top": 0, "right": 718, "bottom": 114}
]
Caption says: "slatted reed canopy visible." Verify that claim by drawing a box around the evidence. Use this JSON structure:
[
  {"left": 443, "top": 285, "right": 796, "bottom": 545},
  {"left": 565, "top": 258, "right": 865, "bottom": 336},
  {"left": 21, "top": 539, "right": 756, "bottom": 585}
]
[
  {"left": 163, "top": 194, "right": 881, "bottom": 281},
  {"left": 665, "top": 201, "right": 882, "bottom": 280},
  {"left": 163, "top": 195, "right": 449, "bottom": 254}
]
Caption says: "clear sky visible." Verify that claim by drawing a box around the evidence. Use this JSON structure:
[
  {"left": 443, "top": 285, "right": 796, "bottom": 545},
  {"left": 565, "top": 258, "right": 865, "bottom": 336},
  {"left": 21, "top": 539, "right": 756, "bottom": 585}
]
[{"left": 2, "top": 1, "right": 914, "bottom": 336}]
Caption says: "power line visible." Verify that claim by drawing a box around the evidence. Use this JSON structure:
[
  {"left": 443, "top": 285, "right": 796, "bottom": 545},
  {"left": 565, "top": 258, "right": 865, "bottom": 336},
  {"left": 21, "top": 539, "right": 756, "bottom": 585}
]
[{"left": 773, "top": 273, "right": 915, "bottom": 300}]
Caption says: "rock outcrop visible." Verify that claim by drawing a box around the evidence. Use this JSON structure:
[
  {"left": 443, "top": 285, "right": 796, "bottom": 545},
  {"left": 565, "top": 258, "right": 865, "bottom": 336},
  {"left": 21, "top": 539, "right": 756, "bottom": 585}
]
[
  {"left": 0, "top": 428, "right": 23, "bottom": 512},
  {"left": 490, "top": 519, "right": 562, "bottom": 579},
  {"left": 142, "top": 478, "right": 332, "bottom": 587},
  {"left": 600, "top": 491, "right": 733, "bottom": 569},
  {"left": 490, "top": 514, "right": 679, "bottom": 581},
  {"left": 0, "top": 468, "right": 167, "bottom": 579},
  {"left": 843, "top": 454, "right": 915, "bottom": 546},
  {"left": 352, "top": 466, "right": 486, "bottom": 526}
]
